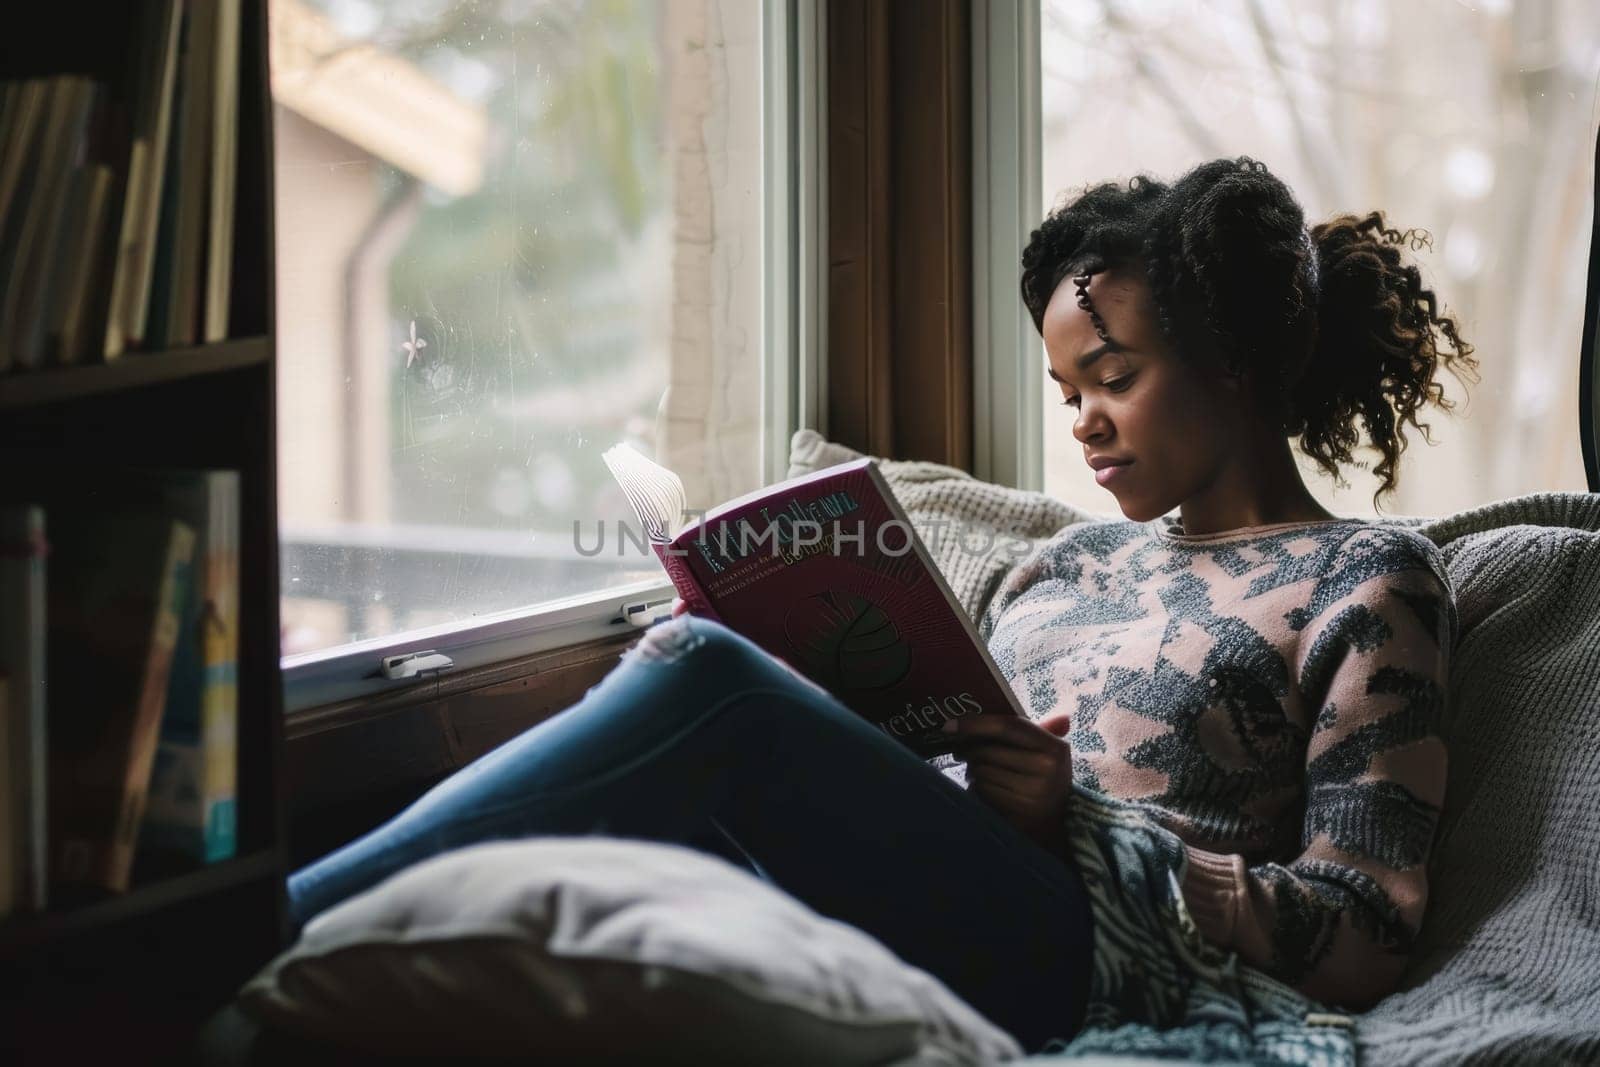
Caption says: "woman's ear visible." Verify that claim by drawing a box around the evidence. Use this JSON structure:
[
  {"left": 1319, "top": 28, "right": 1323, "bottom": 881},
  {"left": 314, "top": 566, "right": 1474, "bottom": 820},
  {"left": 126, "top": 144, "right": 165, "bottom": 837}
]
[{"left": 1196, "top": 343, "right": 1246, "bottom": 385}]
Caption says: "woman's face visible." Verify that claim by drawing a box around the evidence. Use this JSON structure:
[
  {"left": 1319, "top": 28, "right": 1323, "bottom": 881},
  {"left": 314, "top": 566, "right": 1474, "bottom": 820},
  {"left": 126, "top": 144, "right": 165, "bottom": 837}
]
[{"left": 1041, "top": 267, "right": 1247, "bottom": 522}]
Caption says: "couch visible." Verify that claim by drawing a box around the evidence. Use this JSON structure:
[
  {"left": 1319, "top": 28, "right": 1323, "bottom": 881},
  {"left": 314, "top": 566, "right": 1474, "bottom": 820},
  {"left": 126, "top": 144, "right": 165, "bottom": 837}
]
[{"left": 207, "top": 430, "right": 1600, "bottom": 1065}]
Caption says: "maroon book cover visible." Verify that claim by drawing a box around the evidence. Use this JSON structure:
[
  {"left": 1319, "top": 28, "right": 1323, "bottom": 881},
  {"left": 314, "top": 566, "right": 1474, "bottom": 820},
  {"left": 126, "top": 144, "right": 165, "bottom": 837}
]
[{"left": 606, "top": 446, "right": 1022, "bottom": 757}]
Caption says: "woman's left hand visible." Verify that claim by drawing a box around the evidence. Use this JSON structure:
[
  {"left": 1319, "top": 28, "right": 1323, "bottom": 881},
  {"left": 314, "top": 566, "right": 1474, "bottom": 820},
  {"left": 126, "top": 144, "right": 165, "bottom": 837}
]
[{"left": 943, "top": 711, "right": 1074, "bottom": 850}]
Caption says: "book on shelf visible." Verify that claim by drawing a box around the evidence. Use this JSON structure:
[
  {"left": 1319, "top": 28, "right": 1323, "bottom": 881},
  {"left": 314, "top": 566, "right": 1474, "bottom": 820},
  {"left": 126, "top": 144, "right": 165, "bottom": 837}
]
[
  {"left": 0, "top": 504, "right": 48, "bottom": 915},
  {"left": 0, "top": 76, "right": 97, "bottom": 372},
  {"left": 104, "top": 0, "right": 184, "bottom": 360},
  {"left": 0, "top": 79, "right": 50, "bottom": 282},
  {"left": 141, "top": 471, "right": 240, "bottom": 867},
  {"left": 144, "top": 58, "right": 185, "bottom": 354},
  {"left": 48, "top": 162, "right": 116, "bottom": 366},
  {"left": 46, "top": 511, "right": 195, "bottom": 895},
  {"left": 0, "top": 464, "right": 244, "bottom": 904},
  {"left": 157, "top": 0, "right": 219, "bottom": 350},
  {"left": 0, "top": 81, "right": 49, "bottom": 232},
  {"left": 0, "top": 0, "right": 241, "bottom": 374},
  {"left": 602, "top": 444, "right": 1023, "bottom": 759},
  {"left": 205, "top": 0, "right": 242, "bottom": 344},
  {"left": 0, "top": 74, "right": 116, "bottom": 370}
]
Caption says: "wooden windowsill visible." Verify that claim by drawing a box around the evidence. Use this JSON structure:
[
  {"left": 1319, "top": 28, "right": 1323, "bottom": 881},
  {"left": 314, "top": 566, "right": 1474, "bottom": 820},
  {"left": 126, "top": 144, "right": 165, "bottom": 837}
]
[{"left": 285, "top": 631, "right": 637, "bottom": 830}]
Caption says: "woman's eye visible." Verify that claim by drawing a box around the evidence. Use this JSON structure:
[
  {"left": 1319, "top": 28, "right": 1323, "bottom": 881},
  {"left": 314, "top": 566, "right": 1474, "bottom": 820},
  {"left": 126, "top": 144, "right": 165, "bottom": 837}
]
[{"left": 1061, "top": 377, "right": 1131, "bottom": 408}]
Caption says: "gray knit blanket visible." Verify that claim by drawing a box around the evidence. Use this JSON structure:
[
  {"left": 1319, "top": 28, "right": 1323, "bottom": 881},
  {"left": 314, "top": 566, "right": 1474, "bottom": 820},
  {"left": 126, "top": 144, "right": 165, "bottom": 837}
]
[
  {"left": 1357, "top": 494, "right": 1600, "bottom": 1066},
  {"left": 787, "top": 431, "right": 1600, "bottom": 1066}
]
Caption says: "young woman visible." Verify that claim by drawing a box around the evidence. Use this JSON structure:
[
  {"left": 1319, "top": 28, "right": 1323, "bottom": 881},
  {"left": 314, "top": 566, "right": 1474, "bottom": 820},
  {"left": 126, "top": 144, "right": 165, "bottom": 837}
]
[{"left": 287, "top": 157, "right": 1474, "bottom": 1053}]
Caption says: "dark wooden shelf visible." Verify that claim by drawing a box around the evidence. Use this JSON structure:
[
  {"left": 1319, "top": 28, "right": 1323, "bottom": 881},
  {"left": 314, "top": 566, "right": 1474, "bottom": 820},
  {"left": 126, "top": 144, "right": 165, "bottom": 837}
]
[
  {"left": 0, "top": 336, "right": 271, "bottom": 411},
  {"left": 0, "top": 849, "right": 281, "bottom": 957}
]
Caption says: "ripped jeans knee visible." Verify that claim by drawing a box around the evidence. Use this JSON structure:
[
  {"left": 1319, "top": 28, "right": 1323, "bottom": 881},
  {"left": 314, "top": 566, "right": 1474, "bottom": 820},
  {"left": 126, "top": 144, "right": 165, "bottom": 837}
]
[{"left": 625, "top": 613, "right": 745, "bottom": 666}]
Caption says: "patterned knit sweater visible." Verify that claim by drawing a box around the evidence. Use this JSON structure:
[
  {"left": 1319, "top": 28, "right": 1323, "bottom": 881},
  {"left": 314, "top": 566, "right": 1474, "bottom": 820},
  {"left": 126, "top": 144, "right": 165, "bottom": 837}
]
[{"left": 977, "top": 517, "right": 1457, "bottom": 1012}]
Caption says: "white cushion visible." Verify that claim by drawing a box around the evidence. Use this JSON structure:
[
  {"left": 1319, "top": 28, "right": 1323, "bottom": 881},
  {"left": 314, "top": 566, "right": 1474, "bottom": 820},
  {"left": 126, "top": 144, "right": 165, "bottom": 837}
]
[{"left": 239, "top": 837, "right": 1023, "bottom": 1064}]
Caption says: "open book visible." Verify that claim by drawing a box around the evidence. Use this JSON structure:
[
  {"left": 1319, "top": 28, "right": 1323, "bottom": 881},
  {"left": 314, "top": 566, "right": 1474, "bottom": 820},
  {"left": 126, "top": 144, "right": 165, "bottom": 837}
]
[{"left": 602, "top": 444, "right": 1023, "bottom": 758}]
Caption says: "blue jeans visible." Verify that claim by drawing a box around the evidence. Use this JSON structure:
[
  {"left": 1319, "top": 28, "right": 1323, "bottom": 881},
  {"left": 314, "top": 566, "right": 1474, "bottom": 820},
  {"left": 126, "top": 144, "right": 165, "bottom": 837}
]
[{"left": 288, "top": 616, "right": 1095, "bottom": 1051}]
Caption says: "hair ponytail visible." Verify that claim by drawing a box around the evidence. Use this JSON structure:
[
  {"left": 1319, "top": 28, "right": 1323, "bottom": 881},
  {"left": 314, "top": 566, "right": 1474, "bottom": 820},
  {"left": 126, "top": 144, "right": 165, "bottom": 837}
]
[{"left": 1290, "top": 212, "right": 1479, "bottom": 502}]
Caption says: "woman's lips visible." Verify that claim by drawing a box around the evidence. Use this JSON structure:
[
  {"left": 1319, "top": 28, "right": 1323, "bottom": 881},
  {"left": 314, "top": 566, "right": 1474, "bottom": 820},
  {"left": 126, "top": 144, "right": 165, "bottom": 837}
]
[{"left": 1094, "top": 461, "right": 1133, "bottom": 487}]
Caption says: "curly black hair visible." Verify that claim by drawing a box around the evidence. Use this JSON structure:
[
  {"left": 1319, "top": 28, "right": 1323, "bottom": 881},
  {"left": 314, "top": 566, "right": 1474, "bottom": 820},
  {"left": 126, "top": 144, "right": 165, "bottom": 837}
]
[{"left": 1020, "top": 157, "right": 1479, "bottom": 504}]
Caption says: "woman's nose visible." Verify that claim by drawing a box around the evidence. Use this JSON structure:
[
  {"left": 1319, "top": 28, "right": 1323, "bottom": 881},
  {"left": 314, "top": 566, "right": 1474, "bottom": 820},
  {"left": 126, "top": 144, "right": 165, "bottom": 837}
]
[{"left": 1072, "top": 403, "right": 1111, "bottom": 444}]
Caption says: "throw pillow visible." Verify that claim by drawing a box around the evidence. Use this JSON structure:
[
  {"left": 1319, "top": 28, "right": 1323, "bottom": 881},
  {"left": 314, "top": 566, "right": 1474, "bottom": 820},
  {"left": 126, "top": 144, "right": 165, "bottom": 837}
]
[{"left": 238, "top": 837, "right": 1023, "bottom": 1065}]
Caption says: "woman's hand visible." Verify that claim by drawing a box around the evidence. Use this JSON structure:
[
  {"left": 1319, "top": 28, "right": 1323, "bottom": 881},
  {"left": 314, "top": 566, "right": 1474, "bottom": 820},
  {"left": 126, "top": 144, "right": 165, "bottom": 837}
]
[
  {"left": 944, "top": 711, "right": 1074, "bottom": 851},
  {"left": 671, "top": 596, "right": 689, "bottom": 618}
]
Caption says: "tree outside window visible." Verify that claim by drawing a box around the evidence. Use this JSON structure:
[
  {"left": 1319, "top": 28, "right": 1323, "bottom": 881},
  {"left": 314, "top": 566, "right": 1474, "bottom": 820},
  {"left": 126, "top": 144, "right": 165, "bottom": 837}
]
[
  {"left": 1041, "top": 0, "right": 1598, "bottom": 518},
  {"left": 272, "top": 0, "right": 763, "bottom": 656}
]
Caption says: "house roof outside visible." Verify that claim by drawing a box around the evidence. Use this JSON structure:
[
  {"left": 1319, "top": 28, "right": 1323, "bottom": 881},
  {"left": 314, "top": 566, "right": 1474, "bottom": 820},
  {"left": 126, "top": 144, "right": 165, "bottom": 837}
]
[{"left": 268, "top": 0, "right": 488, "bottom": 196}]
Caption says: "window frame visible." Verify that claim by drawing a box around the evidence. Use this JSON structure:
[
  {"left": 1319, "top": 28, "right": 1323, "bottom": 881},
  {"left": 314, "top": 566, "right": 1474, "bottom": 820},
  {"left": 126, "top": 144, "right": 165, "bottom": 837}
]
[
  {"left": 969, "top": 0, "right": 1043, "bottom": 493},
  {"left": 1582, "top": 123, "right": 1600, "bottom": 493},
  {"left": 280, "top": 0, "right": 828, "bottom": 713}
]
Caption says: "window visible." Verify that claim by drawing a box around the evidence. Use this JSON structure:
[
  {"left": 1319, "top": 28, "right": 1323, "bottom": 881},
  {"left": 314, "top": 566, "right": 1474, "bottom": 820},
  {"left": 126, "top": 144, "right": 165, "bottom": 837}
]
[
  {"left": 1034, "top": 0, "right": 1599, "bottom": 518},
  {"left": 271, "top": 0, "right": 794, "bottom": 693}
]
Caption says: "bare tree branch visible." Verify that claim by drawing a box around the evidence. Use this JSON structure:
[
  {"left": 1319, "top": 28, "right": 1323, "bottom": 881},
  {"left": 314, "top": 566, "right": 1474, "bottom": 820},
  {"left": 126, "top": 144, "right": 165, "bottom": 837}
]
[
  {"left": 1243, "top": 0, "right": 1349, "bottom": 206},
  {"left": 1097, "top": 0, "right": 1224, "bottom": 159}
]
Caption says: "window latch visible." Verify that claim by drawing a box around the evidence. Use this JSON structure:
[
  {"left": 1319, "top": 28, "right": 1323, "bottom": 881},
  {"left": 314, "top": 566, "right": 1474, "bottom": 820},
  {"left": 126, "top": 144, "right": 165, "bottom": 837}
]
[
  {"left": 620, "top": 597, "right": 675, "bottom": 628},
  {"left": 380, "top": 650, "right": 456, "bottom": 680}
]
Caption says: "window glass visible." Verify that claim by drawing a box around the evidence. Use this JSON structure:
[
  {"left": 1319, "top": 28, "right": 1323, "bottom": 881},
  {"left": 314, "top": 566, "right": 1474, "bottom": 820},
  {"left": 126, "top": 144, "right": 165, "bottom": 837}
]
[
  {"left": 1039, "top": 0, "right": 1599, "bottom": 518},
  {"left": 271, "top": 0, "right": 765, "bottom": 656}
]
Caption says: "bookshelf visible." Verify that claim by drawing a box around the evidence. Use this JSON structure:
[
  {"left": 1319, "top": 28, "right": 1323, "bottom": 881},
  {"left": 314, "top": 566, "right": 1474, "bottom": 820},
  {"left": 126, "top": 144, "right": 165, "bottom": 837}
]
[{"left": 0, "top": 2, "right": 285, "bottom": 1063}]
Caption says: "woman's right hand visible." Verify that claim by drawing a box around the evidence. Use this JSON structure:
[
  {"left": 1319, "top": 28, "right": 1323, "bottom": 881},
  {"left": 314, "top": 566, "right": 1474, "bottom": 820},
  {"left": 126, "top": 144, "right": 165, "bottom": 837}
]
[
  {"left": 671, "top": 596, "right": 690, "bottom": 618},
  {"left": 944, "top": 710, "right": 1075, "bottom": 851}
]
